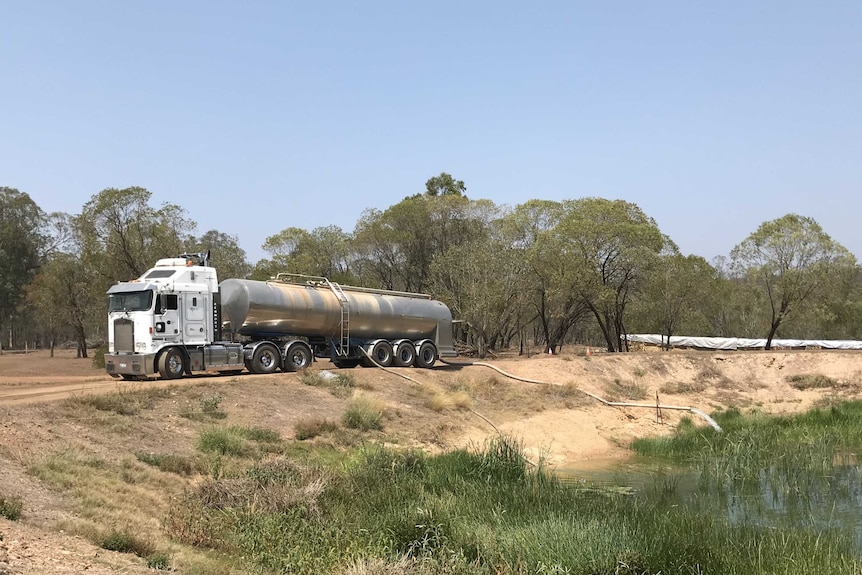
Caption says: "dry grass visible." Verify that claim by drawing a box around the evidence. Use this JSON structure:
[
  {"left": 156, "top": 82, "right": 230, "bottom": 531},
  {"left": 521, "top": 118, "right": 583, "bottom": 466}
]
[
  {"left": 659, "top": 381, "right": 707, "bottom": 395},
  {"left": 425, "top": 390, "right": 472, "bottom": 412},
  {"left": 603, "top": 378, "right": 649, "bottom": 401},
  {"left": 786, "top": 373, "right": 841, "bottom": 390},
  {"left": 294, "top": 417, "right": 339, "bottom": 440}
]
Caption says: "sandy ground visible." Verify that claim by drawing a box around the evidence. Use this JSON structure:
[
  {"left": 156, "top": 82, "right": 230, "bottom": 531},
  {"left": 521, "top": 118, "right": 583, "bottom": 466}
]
[{"left": 1, "top": 347, "right": 861, "bottom": 573}]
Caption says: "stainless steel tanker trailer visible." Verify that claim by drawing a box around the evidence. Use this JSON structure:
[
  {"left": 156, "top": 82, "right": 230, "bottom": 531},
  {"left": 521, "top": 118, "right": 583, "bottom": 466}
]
[{"left": 104, "top": 253, "right": 456, "bottom": 380}]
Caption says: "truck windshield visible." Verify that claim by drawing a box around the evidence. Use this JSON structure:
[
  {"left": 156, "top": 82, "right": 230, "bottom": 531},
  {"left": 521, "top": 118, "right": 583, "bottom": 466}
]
[{"left": 108, "top": 290, "right": 154, "bottom": 312}]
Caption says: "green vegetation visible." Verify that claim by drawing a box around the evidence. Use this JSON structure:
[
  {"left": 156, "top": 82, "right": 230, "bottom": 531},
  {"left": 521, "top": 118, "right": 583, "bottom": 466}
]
[
  {"left": 161, "top": 436, "right": 858, "bottom": 574},
  {"left": 197, "top": 426, "right": 282, "bottom": 456},
  {"left": 135, "top": 452, "right": 199, "bottom": 476},
  {"left": 67, "top": 387, "right": 170, "bottom": 416},
  {"left": 0, "top": 494, "right": 23, "bottom": 520},
  {"left": 300, "top": 370, "right": 356, "bottom": 398},
  {"left": 180, "top": 393, "right": 228, "bottom": 421},
  {"left": 98, "top": 529, "right": 155, "bottom": 557},
  {"left": 787, "top": 373, "right": 841, "bottom": 390},
  {"left": 342, "top": 396, "right": 384, "bottom": 431},
  {"left": 294, "top": 417, "right": 339, "bottom": 440}
]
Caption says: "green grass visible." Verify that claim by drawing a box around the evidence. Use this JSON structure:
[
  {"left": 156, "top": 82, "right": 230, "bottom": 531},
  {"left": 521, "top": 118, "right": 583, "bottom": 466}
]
[
  {"left": 300, "top": 370, "right": 356, "bottom": 398},
  {"left": 0, "top": 495, "right": 23, "bottom": 520},
  {"left": 97, "top": 529, "right": 155, "bottom": 557},
  {"left": 163, "top": 434, "right": 859, "bottom": 574},
  {"left": 135, "top": 452, "right": 199, "bottom": 476},
  {"left": 342, "top": 396, "right": 384, "bottom": 431},
  {"left": 197, "top": 426, "right": 283, "bottom": 456}
]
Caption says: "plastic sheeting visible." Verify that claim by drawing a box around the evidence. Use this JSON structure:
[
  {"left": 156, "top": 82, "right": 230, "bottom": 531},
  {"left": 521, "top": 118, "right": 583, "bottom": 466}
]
[{"left": 624, "top": 334, "right": 862, "bottom": 351}]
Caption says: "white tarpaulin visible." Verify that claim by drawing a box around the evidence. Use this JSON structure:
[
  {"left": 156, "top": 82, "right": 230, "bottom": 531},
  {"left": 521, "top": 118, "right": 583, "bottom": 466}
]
[{"left": 624, "top": 334, "right": 862, "bottom": 351}]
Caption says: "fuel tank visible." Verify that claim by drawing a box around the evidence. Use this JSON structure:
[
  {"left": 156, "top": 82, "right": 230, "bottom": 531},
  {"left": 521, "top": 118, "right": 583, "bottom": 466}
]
[{"left": 219, "top": 278, "right": 455, "bottom": 354}]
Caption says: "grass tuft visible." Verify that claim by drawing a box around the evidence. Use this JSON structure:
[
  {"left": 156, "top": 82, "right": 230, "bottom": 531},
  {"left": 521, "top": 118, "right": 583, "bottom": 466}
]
[
  {"left": 342, "top": 396, "right": 384, "bottom": 431},
  {"left": 66, "top": 387, "right": 170, "bottom": 416},
  {"left": 604, "top": 378, "right": 649, "bottom": 401},
  {"left": 787, "top": 373, "right": 840, "bottom": 390},
  {"left": 294, "top": 417, "right": 339, "bottom": 440},
  {"left": 97, "top": 529, "right": 155, "bottom": 557},
  {"left": 0, "top": 495, "right": 23, "bottom": 520},
  {"left": 134, "top": 452, "right": 198, "bottom": 476}
]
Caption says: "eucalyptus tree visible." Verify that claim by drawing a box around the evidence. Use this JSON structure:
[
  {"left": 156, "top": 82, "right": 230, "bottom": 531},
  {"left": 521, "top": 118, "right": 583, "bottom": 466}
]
[
  {"left": 428, "top": 205, "right": 521, "bottom": 357},
  {"left": 76, "top": 187, "right": 196, "bottom": 285},
  {"left": 502, "top": 200, "right": 587, "bottom": 354},
  {"left": 637, "top": 252, "right": 720, "bottom": 348},
  {"left": 0, "top": 187, "right": 46, "bottom": 350},
  {"left": 555, "top": 198, "right": 667, "bottom": 352},
  {"left": 256, "top": 225, "right": 354, "bottom": 283},
  {"left": 353, "top": 185, "right": 487, "bottom": 293},
  {"left": 730, "top": 214, "right": 856, "bottom": 349},
  {"left": 186, "top": 230, "right": 251, "bottom": 280}
]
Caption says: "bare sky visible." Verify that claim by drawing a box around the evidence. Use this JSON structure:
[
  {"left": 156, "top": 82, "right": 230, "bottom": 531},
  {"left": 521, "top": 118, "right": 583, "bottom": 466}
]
[{"left": 2, "top": 1, "right": 860, "bottom": 262}]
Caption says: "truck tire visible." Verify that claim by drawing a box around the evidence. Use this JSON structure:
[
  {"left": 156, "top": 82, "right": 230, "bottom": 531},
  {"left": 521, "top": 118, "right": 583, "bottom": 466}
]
[
  {"left": 414, "top": 341, "right": 437, "bottom": 369},
  {"left": 158, "top": 347, "right": 185, "bottom": 379},
  {"left": 284, "top": 342, "right": 312, "bottom": 372},
  {"left": 369, "top": 340, "right": 394, "bottom": 367},
  {"left": 333, "top": 356, "right": 361, "bottom": 369},
  {"left": 392, "top": 340, "right": 416, "bottom": 367},
  {"left": 250, "top": 343, "right": 280, "bottom": 374}
]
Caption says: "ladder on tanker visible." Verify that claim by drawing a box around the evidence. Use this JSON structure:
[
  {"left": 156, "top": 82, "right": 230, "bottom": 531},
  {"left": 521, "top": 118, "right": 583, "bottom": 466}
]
[{"left": 327, "top": 281, "right": 350, "bottom": 357}]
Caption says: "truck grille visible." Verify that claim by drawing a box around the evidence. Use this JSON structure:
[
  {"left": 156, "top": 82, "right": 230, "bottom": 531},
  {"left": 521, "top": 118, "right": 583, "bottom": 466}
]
[{"left": 114, "top": 318, "right": 134, "bottom": 352}]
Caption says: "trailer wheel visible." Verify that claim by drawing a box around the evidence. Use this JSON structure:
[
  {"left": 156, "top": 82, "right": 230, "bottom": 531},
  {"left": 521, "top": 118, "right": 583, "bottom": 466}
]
[
  {"left": 414, "top": 341, "right": 437, "bottom": 369},
  {"left": 250, "top": 343, "right": 280, "bottom": 374},
  {"left": 333, "top": 357, "right": 361, "bottom": 369},
  {"left": 393, "top": 340, "right": 416, "bottom": 367},
  {"left": 158, "top": 347, "right": 185, "bottom": 379},
  {"left": 284, "top": 342, "right": 313, "bottom": 372},
  {"left": 369, "top": 340, "right": 394, "bottom": 367}
]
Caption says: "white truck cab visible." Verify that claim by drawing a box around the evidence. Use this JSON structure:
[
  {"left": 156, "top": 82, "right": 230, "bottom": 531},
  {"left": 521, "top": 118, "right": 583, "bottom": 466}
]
[{"left": 104, "top": 253, "right": 244, "bottom": 379}]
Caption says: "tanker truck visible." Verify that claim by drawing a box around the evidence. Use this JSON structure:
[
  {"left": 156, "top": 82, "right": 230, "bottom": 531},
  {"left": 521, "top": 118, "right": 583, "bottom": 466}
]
[{"left": 104, "top": 253, "right": 456, "bottom": 380}]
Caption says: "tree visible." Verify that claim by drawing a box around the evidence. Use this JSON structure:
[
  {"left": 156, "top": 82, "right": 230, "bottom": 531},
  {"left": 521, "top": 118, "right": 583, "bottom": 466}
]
[
  {"left": 188, "top": 230, "right": 251, "bottom": 280},
  {"left": 76, "top": 187, "right": 195, "bottom": 284},
  {"left": 256, "top": 225, "right": 354, "bottom": 283},
  {"left": 556, "top": 198, "right": 667, "bottom": 352},
  {"left": 0, "top": 187, "right": 45, "bottom": 350},
  {"left": 28, "top": 253, "right": 93, "bottom": 357},
  {"left": 425, "top": 172, "right": 466, "bottom": 197},
  {"left": 639, "top": 253, "right": 719, "bottom": 349},
  {"left": 731, "top": 214, "right": 856, "bottom": 349}
]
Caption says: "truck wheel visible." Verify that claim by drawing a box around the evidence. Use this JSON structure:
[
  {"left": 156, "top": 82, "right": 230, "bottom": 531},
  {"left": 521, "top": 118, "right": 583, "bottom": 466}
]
[
  {"left": 369, "top": 340, "right": 394, "bottom": 367},
  {"left": 158, "top": 347, "right": 185, "bottom": 379},
  {"left": 414, "top": 341, "right": 437, "bottom": 369},
  {"left": 333, "top": 357, "right": 361, "bottom": 369},
  {"left": 392, "top": 341, "right": 416, "bottom": 367},
  {"left": 250, "top": 343, "right": 280, "bottom": 374},
  {"left": 284, "top": 342, "right": 313, "bottom": 372}
]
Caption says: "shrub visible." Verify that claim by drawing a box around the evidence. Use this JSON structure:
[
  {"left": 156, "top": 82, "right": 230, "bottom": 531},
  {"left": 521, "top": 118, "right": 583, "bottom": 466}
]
[
  {"left": 200, "top": 393, "right": 224, "bottom": 413},
  {"left": 604, "top": 378, "right": 649, "bottom": 401},
  {"left": 134, "top": 452, "right": 198, "bottom": 476},
  {"left": 91, "top": 343, "right": 108, "bottom": 369},
  {"left": 67, "top": 387, "right": 169, "bottom": 416},
  {"left": 342, "top": 396, "right": 384, "bottom": 431},
  {"left": 659, "top": 381, "right": 707, "bottom": 395},
  {"left": 146, "top": 552, "right": 171, "bottom": 570},
  {"left": 294, "top": 417, "right": 339, "bottom": 440},
  {"left": 97, "top": 529, "right": 155, "bottom": 557},
  {"left": 0, "top": 495, "right": 23, "bottom": 520},
  {"left": 787, "top": 374, "right": 840, "bottom": 390},
  {"left": 197, "top": 428, "right": 245, "bottom": 456}
]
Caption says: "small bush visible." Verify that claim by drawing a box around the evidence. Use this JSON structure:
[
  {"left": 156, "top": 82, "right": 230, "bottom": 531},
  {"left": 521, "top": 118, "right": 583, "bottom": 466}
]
[
  {"left": 301, "top": 370, "right": 356, "bottom": 397},
  {"left": 787, "top": 373, "right": 840, "bottom": 390},
  {"left": 91, "top": 343, "right": 108, "bottom": 369},
  {"left": 0, "top": 495, "right": 23, "bottom": 520},
  {"left": 146, "top": 552, "right": 171, "bottom": 570},
  {"left": 604, "top": 378, "right": 649, "bottom": 401},
  {"left": 659, "top": 380, "right": 707, "bottom": 395},
  {"left": 68, "top": 387, "right": 169, "bottom": 416},
  {"left": 235, "top": 426, "right": 281, "bottom": 443},
  {"left": 197, "top": 428, "right": 245, "bottom": 456},
  {"left": 200, "top": 393, "right": 224, "bottom": 413},
  {"left": 294, "top": 417, "right": 339, "bottom": 440},
  {"left": 633, "top": 368, "right": 647, "bottom": 378},
  {"left": 425, "top": 391, "right": 471, "bottom": 412},
  {"left": 97, "top": 529, "right": 155, "bottom": 557},
  {"left": 342, "top": 396, "right": 384, "bottom": 431},
  {"left": 135, "top": 452, "right": 198, "bottom": 476}
]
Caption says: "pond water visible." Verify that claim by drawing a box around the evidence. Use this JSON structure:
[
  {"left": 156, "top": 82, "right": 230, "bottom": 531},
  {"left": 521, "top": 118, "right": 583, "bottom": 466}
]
[{"left": 557, "top": 457, "right": 862, "bottom": 552}]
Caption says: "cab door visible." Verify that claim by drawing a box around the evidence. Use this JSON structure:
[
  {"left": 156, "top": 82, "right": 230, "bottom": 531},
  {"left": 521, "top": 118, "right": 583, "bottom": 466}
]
[{"left": 183, "top": 293, "right": 208, "bottom": 345}]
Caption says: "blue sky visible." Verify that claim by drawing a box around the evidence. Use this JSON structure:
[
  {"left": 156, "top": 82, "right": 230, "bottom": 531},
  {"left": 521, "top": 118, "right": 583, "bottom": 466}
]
[{"left": 2, "top": 1, "right": 860, "bottom": 263}]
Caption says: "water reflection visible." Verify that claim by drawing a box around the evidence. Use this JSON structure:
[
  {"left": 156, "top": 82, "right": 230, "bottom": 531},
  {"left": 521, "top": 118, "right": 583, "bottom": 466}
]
[{"left": 556, "top": 458, "right": 862, "bottom": 551}]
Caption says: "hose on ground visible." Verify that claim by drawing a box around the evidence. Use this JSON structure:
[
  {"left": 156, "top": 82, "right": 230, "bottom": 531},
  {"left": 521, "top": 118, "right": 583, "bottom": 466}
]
[{"left": 438, "top": 357, "right": 723, "bottom": 432}]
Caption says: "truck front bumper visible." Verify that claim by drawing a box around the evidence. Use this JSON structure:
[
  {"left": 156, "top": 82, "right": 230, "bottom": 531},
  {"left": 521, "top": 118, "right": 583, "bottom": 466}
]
[{"left": 105, "top": 353, "right": 157, "bottom": 377}]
